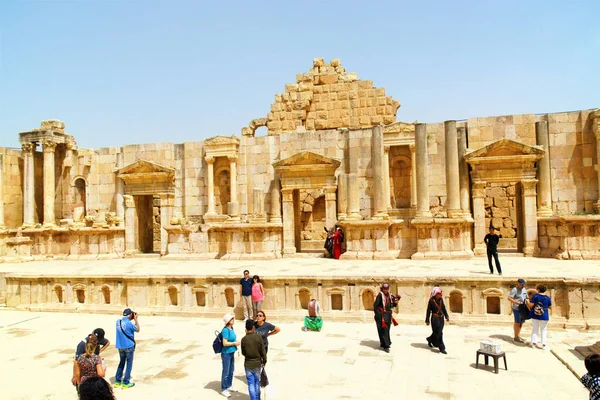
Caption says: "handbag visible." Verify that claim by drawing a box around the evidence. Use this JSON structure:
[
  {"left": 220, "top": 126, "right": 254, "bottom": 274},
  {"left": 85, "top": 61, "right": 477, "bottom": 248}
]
[
  {"left": 518, "top": 303, "right": 531, "bottom": 321},
  {"left": 260, "top": 367, "right": 269, "bottom": 387}
]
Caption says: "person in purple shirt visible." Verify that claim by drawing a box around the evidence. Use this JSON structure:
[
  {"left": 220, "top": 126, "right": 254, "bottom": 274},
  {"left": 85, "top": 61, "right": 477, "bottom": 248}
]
[{"left": 114, "top": 308, "right": 140, "bottom": 389}]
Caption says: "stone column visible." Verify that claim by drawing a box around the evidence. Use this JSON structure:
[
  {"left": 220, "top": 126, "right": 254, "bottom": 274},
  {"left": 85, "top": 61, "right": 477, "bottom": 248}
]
[
  {"left": 324, "top": 186, "right": 337, "bottom": 229},
  {"left": 535, "top": 121, "right": 553, "bottom": 216},
  {"left": 522, "top": 179, "right": 539, "bottom": 257},
  {"left": 415, "top": 124, "right": 432, "bottom": 217},
  {"left": 409, "top": 144, "right": 417, "bottom": 208},
  {"left": 205, "top": 156, "right": 216, "bottom": 216},
  {"left": 42, "top": 140, "right": 57, "bottom": 226},
  {"left": 346, "top": 173, "right": 361, "bottom": 220},
  {"left": 337, "top": 173, "right": 347, "bottom": 219},
  {"left": 115, "top": 152, "right": 125, "bottom": 220},
  {"left": 586, "top": 111, "right": 600, "bottom": 212},
  {"left": 0, "top": 154, "right": 4, "bottom": 228},
  {"left": 124, "top": 195, "right": 136, "bottom": 253},
  {"left": 159, "top": 194, "right": 173, "bottom": 255},
  {"left": 22, "top": 143, "right": 36, "bottom": 226},
  {"left": 383, "top": 146, "right": 391, "bottom": 209},
  {"left": 281, "top": 188, "right": 296, "bottom": 254},
  {"left": 228, "top": 155, "right": 239, "bottom": 217},
  {"left": 372, "top": 125, "right": 388, "bottom": 219},
  {"left": 269, "top": 178, "right": 282, "bottom": 223},
  {"left": 444, "top": 121, "right": 461, "bottom": 218},
  {"left": 250, "top": 188, "right": 266, "bottom": 223},
  {"left": 457, "top": 127, "right": 471, "bottom": 216},
  {"left": 472, "top": 182, "right": 486, "bottom": 255}
]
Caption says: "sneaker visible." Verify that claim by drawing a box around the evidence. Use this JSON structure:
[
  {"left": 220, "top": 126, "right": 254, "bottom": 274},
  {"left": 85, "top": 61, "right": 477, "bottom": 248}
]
[
  {"left": 121, "top": 382, "right": 135, "bottom": 389},
  {"left": 440, "top": 349, "right": 448, "bottom": 354},
  {"left": 228, "top": 387, "right": 239, "bottom": 392},
  {"left": 221, "top": 390, "right": 231, "bottom": 398},
  {"left": 427, "top": 338, "right": 433, "bottom": 348},
  {"left": 531, "top": 342, "right": 538, "bottom": 348},
  {"left": 113, "top": 381, "right": 122, "bottom": 388},
  {"left": 514, "top": 337, "right": 525, "bottom": 343}
]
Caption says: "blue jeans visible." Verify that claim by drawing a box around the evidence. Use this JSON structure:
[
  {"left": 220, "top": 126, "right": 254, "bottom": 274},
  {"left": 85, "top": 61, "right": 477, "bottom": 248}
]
[
  {"left": 116, "top": 346, "right": 135, "bottom": 384},
  {"left": 245, "top": 367, "right": 261, "bottom": 400},
  {"left": 221, "top": 352, "right": 235, "bottom": 391}
]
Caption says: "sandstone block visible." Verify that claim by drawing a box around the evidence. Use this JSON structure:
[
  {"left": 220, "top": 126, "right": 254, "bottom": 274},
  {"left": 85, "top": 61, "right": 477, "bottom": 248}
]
[{"left": 492, "top": 207, "right": 509, "bottom": 218}]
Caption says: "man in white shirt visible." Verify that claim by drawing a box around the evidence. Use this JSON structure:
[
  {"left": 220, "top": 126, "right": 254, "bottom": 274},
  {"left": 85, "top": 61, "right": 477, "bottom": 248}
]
[{"left": 508, "top": 278, "right": 528, "bottom": 343}]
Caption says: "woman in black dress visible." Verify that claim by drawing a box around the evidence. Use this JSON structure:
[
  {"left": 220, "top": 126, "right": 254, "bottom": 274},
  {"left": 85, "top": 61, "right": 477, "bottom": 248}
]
[{"left": 425, "top": 286, "right": 450, "bottom": 354}]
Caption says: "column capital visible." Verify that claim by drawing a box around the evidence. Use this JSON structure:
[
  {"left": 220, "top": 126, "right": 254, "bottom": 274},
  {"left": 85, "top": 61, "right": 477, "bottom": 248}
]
[
  {"left": 281, "top": 188, "right": 294, "bottom": 202},
  {"left": 408, "top": 143, "right": 415, "bottom": 153},
  {"left": 205, "top": 155, "right": 215, "bottom": 164},
  {"left": 21, "top": 143, "right": 36, "bottom": 154},
  {"left": 42, "top": 140, "right": 57, "bottom": 152},
  {"left": 472, "top": 182, "right": 486, "bottom": 198},
  {"left": 124, "top": 195, "right": 135, "bottom": 208},
  {"left": 227, "top": 155, "right": 238, "bottom": 162},
  {"left": 384, "top": 145, "right": 390, "bottom": 154},
  {"left": 521, "top": 179, "right": 538, "bottom": 197}
]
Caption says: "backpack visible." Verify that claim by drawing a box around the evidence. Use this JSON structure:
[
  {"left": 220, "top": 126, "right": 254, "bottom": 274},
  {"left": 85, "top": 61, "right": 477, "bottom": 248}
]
[
  {"left": 533, "top": 301, "right": 545, "bottom": 317},
  {"left": 212, "top": 330, "right": 223, "bottom": 354}
]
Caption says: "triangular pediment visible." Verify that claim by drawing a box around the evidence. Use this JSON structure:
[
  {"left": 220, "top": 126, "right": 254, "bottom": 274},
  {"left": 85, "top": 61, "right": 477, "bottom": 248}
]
[
  {"left": 273, "top": 151, "right": 341, "bottom": 168},
  {"left": 117, "top": 160, "right": 175, "bottom": 176},
  {"left": 465, "top": 139, "right": 544, "bottom": 160}
]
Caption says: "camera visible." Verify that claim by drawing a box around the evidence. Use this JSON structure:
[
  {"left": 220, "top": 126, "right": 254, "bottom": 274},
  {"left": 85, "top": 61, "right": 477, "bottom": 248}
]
[{"left": 390, "top": 294, "right": 401, "bottom": 308}]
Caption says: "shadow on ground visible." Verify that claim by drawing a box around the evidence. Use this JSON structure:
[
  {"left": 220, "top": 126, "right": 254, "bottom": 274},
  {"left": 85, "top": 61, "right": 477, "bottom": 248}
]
[{"left": 359, "top": 339, "right": 380, "bottom": 350}]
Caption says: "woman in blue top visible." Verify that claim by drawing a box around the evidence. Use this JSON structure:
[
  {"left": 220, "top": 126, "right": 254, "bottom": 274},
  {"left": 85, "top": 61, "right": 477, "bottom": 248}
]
[
  {"left": 220, "top": 313, "right": 240, "bottom": 398},
  {"left": 527, "top": 284, "right": 552, "bottom": 350}
]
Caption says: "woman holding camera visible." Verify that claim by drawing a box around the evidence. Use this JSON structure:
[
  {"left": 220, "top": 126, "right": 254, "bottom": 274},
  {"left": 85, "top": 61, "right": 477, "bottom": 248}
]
[
  {"left": 425, "top": 287, "right": 450, "bottom": 354},
  {"left": 373, "top": 283, "right": 398, "bottom": 353}
]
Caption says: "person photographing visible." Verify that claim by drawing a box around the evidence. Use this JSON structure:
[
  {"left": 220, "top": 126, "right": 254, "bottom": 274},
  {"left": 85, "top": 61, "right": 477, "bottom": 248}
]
[{"left": 114, "top": 308, "right": 140, "bottom": 389}]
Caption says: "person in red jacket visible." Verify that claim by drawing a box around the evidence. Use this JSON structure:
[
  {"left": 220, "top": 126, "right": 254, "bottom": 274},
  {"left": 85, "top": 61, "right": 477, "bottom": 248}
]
[{"left": 332, "top": 226, "right": 344, "bottom": 259}]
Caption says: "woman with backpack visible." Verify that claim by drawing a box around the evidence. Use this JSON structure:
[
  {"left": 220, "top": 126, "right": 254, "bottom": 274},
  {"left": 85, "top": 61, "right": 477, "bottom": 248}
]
[
  {"left": 527, "top": 284, "right": 552, "bottom": 350},
  {"left": 220, "top": 313, "right": 240, "bottom": 398}
]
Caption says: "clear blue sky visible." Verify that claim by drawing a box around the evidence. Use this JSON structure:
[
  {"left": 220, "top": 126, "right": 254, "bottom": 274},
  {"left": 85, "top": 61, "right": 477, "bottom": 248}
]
[{"left": 1, "top": 1, "right": 598, "bottom": 149}]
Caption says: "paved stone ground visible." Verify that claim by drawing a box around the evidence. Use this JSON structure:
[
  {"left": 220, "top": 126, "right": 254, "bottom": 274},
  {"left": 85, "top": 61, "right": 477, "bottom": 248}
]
[
  {"left": 1, "top": 256, "right": 599, "bottom": 279},
  {"left": 0, "top": 309, "right": 594, "bottom": 400}
]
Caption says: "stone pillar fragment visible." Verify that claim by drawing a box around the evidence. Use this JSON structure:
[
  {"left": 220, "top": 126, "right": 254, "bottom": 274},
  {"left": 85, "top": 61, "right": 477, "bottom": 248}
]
[
  {"left": 42, "top": 140, "right": 57, "bottom": 226},
  {"left": 383, "top": 146, "right": 391, "bottom": 209},
  {"left": 115, "top": 152, "right": 125, "bottom": 220},
  {"left": 535, "top": 121, "right": 553, "bottom": 216},
  {"left": 337, "top": 173, "right": 347, "bottom": 219},
  {"left": 251, "top": 188, "right": 266, "bottom": 223},
  {"left": 346, "top": 173, "right": 360, "bottom": 220},
  {"left": 522, "top": 179, "right": 539, "bottom": 256},
  {"left": 457, "top": 127, "right": 471, "bottom": 216},
  {"left": 409, "top": 144, "right": 417, "bottom": 208},
  {"left": 22, "top": 143, "right": 36, "bottom": 226},
  {"left": 371, "top": 126, "right": 388, "bottom": 219},
  {"left": 593, "top": 110, "right": 600, "bottom": 213},
  {"left": 228, "top": 155, "right": 239, "bottom": 217},
  {"left": 205, "top": 156, "right": 216, "bottom": 216},
  {"left": 269, "top": 178, "right": 282, "bottom": 223},
  {"left": 444, "top": 121, "right": 461, "bottom": 218},
  {"left": 124, "top": 195, "right": 136, "bottom": 253},
  {"left": 281, "top": 189, "right": 295, "bottom": 254},
  {"left": 472, "top": 182, "right": 486, "bottom": 255},
  {"left": 160, "top": 194, "right": 173, "bottom": 255},
  {"left": 325, "top": 186, "right": 337, "bottom": 229},
  {"left": 0, "top": 154, "right": 4, "bottom": 228},
  {"left": 415, "top": 124, "right": 432, "bottom": 217}
]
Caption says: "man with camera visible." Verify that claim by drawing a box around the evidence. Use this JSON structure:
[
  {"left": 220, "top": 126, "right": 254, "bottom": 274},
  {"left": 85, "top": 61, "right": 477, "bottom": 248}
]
[
  {"left": 114, "top": 308, "right": 140, "bottom": 389},
  {"left": 373, "top": 283, "right": 400, "bottom": 353}
]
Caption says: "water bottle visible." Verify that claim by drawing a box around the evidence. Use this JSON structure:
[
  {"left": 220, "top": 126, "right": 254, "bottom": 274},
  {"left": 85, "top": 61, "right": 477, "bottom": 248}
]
[{"left": 101, "top": 358, "right": 106, "bottom": 369}]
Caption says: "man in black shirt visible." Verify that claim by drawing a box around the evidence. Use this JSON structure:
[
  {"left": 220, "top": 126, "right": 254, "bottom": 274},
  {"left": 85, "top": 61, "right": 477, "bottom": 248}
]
[
  {"left": 484, "top": 228, "right": 502, "bottom": 275},
  {"left": 240, "top": 270, "right": 254, "bottom": 320},
  {"left": 75, "top": 328, "right": 110, "bottom": 357}
]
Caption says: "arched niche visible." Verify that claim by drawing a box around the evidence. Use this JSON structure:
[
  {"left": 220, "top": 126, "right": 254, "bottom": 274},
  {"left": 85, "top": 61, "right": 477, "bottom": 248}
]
[
  {"left": 192, "top": 285, "right": 209, "bottom": 307},
  {"left": 359, "top": 288, "right": 375, "bottom": 311},
  {"left": 72, "top": 176, "right": 88, "bottom": 221},
  {"left": 224, "top": 287, "right": 235, "bottom": 308},
  {"left": 99, "top": 284, "right": 112, "bottom": 305},
  {"left": 390, "top": 155, "right": 412, "bottom": 209},
  {"left": 52, "top": 284, "right": 65, "bottom": 303},
  {"left": 73, "top": 284, "right": 86, "bottom": 304},
  {"left": 448, "top": 290, "right": 465, "bottom": 313},
  {"left": 166, "top": 285, "right": 179, "bottom": 306},
  {"left": 296, "top": 287, "right": 312, "bottom": 310},
  {"left": 482, "top": 288, "right": 503, "bottom": 315}
]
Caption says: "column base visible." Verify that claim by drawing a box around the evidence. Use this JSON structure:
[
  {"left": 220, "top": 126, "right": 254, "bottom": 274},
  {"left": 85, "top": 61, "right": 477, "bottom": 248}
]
[
  {"left": 537, "top": 207, "right": 553, "bottom": 217},
  {"left": 594, "top": 202, "right": 600, "bottom": 214},
  {"left": 447, "top": 209, "right": 463, "bottom": 219},
  {"left": 372, "top": 211, "right": 389, "bottom": 220},
  {"left": 269, "top": 216, "right": 282, "bottom": 224},
  {"left": 42, "top": 222, "right": 56, "bottom": 228},
  {"left": 249, "top": 215, "right": 267, "bottom": 224},
  {"left": 345, "top": 212, "right": 361, "bottom": 221},
  {"left": 225, "top": 216, "right": 241, "bottom": 223},
  {"left": 22, "top": 223, "right": 36, "bottom": 229},
  {"left": 415, "top": 211, "right": 432, "bottom": 218},
  {"left": 283, "top": 246, "right": 296, "bottom": 255}
]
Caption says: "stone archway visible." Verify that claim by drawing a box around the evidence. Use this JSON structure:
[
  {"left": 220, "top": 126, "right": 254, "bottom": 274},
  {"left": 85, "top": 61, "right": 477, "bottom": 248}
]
[
  {"left": 465, "top": 139, "right": 544, "bottom": 256},
  {"left": 274, "top": 152, "right": 341, "bottom": 255}
]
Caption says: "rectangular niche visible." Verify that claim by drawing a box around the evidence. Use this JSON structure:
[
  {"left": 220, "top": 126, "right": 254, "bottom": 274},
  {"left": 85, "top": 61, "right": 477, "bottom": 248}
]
[{"left": 486, "top": 297, "right": 501, "bottom": 314}]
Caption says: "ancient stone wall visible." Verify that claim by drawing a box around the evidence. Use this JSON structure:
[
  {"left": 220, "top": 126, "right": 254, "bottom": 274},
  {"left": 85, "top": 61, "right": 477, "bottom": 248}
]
[
  {"left": 263, "top": 58, "right": 400, "bottom": 135},
  {"left": 484, "top": 182, "right": 520, "bottom": 249},
  {"left": 1, "top": 149, "right": 24, "bottom": 228}
]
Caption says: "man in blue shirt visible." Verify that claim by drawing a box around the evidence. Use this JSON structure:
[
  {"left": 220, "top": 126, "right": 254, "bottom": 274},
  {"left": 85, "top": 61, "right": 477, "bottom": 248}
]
[
  {"left": 115, "top": 308, "right": 140, "bottom": 389},
  {"left": 240, "top": 270, "right": 253, "bottom": 320}
]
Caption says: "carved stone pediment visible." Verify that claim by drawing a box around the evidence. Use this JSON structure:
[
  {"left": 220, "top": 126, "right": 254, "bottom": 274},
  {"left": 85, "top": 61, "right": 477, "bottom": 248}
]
[
  {"left": 465, "top": 139, "right": 544, "bottom": 161},
  {"left": 204, "top": 135, "right": 240, "bottom": 146},
  {"left": 273, "top": 151, "right": 341, "bottom": 169},
  {"left": 116, "top": 160, "right": 175, "bottom": 188},
  {"left": 383, "top": 121, "right": 415, "bottom": 135},
  {"left": 204, "top": 135, "right": 239, "bottom": 158}
]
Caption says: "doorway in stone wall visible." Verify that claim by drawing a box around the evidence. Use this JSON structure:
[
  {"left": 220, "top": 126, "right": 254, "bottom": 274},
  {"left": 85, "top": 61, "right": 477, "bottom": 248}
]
[
  {"left": 135, "top": 195, "right": 161, "bottom": 253},
  {"left": 484, "top": 182, "right": 523, "bottom": 252},
  {"left": 299, "top": 189, "right": 327, "bottom": 253}
]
